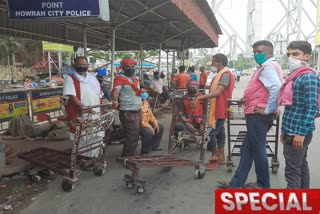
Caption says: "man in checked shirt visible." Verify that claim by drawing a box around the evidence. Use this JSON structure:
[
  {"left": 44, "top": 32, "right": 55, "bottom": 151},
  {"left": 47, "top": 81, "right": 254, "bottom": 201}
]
[{"left": 279, "top": 41, "right": 320, "bottom": 188}]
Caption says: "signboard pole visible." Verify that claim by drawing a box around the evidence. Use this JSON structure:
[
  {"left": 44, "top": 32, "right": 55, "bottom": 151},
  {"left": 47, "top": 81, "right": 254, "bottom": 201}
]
[
  {"left": 48, "top": 52, "right": 52, "bottom": 79},
  {"left": 58, "top": 51, "right": 62, "bottom": 74}
]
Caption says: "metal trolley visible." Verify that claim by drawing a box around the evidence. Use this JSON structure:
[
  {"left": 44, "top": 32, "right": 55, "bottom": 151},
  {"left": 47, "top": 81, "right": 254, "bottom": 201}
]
[
  {"left": 116, "top": 95, "right": 208, "bottom": 194},
  {"left": 18, "top": 104, "right": 114, "bottom": 192},
  {"left": 226, "top": 99, "right": 280, "bottom": 173}
]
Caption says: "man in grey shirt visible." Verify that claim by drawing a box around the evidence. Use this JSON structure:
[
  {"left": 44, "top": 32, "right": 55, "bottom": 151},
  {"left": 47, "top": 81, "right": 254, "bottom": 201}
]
[{"left": 111, "top": 58, "right": 142, "bottom": 157}]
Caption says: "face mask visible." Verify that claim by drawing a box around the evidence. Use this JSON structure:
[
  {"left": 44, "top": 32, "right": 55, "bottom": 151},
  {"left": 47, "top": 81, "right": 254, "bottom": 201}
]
[
  {"left": 254, "top": 53, "right": 267, "bottom": 65},
  {"left": 74, "top": 66, "right": 88, "bottom": 73},
  {"left": 288, "top": 57, "right": 303, "bottom": 71},
  {"left": 187, "top": 88, "right": 197, "bottom": 95},
  {"left": 123, "top": 67, "right": 135, "bottom": 77},
  {"left": 210, "top": 66, "right": 217, "bottom": 72},
  {"left": 140, "top": 92, "right": 148, "bottom": 100}
]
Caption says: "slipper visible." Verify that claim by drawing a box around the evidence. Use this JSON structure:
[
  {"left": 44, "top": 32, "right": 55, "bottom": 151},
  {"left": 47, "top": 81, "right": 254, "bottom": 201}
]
[
  {"left": 206, "top": 160, "right": 218, "bottom": 171},
  {"left": 243, "top": 182, "right": 265, "bottom": 189},
  {"left": 218, "top": 180, "right": 233, "bottom": 189}
]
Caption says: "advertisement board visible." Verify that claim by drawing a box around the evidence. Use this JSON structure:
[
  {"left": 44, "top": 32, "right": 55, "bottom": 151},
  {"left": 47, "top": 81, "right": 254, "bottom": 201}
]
[
  {"left": 31, "top": 88, "right": 63, "bottom": 114},
  {"left": 0, "top": 91, "right": 28, "bottom": 122}
]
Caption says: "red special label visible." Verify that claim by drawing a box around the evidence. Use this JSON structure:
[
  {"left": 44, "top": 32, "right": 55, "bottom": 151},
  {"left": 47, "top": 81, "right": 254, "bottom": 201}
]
[{"left": 215, "top": 189, "right": 320, "bottom": 214}]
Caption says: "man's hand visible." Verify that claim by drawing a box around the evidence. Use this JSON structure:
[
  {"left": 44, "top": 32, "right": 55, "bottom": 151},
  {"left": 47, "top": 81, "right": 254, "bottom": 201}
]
[
  {"left": 154, "top": 124, "right": 159, "bottom": 134},
  {"left": 149, "top": 127, "right": 156, "bottom": 136},
  {"left": 254, "top": 106, "right": 266, "bottom": 115},
  {"left": 293, "top": 135, "right": 305, "bottom": 150}
]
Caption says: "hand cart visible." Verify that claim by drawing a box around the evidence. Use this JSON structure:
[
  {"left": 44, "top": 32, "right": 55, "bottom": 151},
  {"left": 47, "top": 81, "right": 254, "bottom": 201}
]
[
  {"left": 116, "top": 96, "right": 208, "bottom": 194},
  {"left": 18, "top": 104, "right": 114, "bottom": 192},
  {"left": 226, "top": 99, "right": 280, "bottom": 173}
]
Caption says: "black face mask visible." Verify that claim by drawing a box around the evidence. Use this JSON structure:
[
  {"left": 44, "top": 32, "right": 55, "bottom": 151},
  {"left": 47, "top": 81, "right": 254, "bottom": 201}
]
[
  {"left": 187, "top": 88, "right": 197, "bottom": 95},
  {"left": 123, "top": 67, "right": 136, "bottom": 77},
  {"left": 74, "top": 66, "right": 88, "bottom": 73}
]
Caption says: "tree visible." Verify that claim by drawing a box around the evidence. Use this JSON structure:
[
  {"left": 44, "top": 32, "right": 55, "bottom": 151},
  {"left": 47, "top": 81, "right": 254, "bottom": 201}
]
[{"left": 233, "top": 54, "right": 256, "bottom": 70}]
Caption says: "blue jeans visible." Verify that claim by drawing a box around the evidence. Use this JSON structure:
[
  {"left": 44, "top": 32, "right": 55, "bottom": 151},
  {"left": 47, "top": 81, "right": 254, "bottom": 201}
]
[
  {"left": 140, "top": 123, "right": 164, "bottom": 155},
  {"left": 207, "top": 119, "right": 226, "bottom": 150},
  {"left": 230, "top": 113, "right": 274, "bottom": 188}
]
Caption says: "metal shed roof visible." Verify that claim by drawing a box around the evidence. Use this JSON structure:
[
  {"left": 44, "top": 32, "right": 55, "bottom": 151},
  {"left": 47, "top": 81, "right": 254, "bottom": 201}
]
[{"left": 0, "top": 0, "right": 222, "bottom": 51}]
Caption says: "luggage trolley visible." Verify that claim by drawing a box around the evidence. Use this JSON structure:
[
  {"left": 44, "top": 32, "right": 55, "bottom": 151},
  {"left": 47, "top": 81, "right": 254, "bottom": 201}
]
[
  {"left": 116, "top": 95, "right": 208, "bottom": 194},
  {"left": 18, "top": 104, "right": 114, "bottom": 192},
  {"left": 226, "top": 99, "right": 280, "bottom": 173}
]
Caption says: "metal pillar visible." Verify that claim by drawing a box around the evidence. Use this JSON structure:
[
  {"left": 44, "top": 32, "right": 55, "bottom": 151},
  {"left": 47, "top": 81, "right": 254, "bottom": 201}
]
[
  {"left": 158, "top": 43, "right": 162, "bottom": 72},
  {"left": 166, "top": 50, "right": 169, "bottom": 73},
  {"left": 140, "top": 44, "right": 143, "bottom": 85},
  {"left": 172, "top": 49, "right": 176, "bottom": 71},
  {"left": 83, "top": 28, "right": 88, "bottom": 57},
  {"left": 58, "top": 51, "right": 62, "bottom": 76},
  {"left": 246, "top": 0, "right": 262, "bottom": 54},
  {"left": 110, "top": 28, "right": 116, "bottom": 89}
]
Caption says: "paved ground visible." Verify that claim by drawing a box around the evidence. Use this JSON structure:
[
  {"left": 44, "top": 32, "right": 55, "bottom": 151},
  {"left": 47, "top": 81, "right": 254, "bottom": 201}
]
[{"left": 20, "top": 75, "right": 320, "bottom": 214}]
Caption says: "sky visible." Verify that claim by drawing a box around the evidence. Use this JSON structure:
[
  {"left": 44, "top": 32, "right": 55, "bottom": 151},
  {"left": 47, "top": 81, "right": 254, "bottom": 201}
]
[{"left": 208, "top": 0, "right": 317, "bottom": 55}]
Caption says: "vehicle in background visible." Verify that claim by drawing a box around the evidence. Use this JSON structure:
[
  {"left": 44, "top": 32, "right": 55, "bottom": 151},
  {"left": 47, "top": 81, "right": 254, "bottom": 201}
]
[
  {"left": 241, "top": 69, "right": 252, "bottom": 76},
  {"left": 205, "top": 72, "right": 216, "bottom": 89}
]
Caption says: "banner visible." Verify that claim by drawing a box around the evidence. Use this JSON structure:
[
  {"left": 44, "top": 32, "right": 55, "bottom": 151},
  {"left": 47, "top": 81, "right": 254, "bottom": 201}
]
[
  {"left": 42, "top": 41, "right": 73, "bottom": 52},
  {"left": 0, "top": 91, "right": 28, "bottom": 122},
  {"left": 215, "top": 189, "right": 320, "bottom": 214},
  {"left": 316, "top": 0, "right": 320, "bottom": 46},
  {"left": 31, "top": 88, "right": 63, "bottom": 114},
  {"left": 7, "top": 0, "right": 110, "bottom": 21}
]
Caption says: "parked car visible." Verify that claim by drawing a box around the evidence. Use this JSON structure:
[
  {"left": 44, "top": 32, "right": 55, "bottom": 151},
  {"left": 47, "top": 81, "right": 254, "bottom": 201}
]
[{"left": 205, "top": 72, "right": 216, "bottom": 88}]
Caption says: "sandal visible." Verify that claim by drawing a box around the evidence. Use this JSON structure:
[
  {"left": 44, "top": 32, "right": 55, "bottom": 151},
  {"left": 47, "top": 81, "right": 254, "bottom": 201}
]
[
  {"left": 218, "top": 180, "right": 233, "bottom": 189},
  {"left": 206, "top": 159, "right": 218, "bottom": 171}
]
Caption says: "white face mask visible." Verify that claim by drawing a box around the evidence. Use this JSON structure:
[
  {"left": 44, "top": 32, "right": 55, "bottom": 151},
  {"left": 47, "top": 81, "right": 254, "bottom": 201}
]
[
  {"left": 210, "top": 66, "right": 217, "bottom": 73},
  {"left": 288, "top": 57, "right": 304, "bottom": 71}
]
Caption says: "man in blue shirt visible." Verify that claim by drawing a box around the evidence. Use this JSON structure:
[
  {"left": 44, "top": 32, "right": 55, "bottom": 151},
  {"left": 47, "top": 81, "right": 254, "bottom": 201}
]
[{"left": 281, "top": 41, "right": 320, "bottom": 188}]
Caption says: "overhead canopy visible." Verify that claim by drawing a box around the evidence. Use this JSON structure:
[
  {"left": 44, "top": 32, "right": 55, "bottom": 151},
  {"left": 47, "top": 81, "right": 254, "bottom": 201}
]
[{"left": 0, "top": 0, "right": 222, "bottom": 51}]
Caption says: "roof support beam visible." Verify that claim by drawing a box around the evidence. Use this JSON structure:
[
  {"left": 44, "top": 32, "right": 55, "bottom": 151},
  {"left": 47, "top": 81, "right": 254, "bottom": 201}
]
[
  {"left": 162, "top": 27, "right": 196, "bottom": 43},
  {"left": 115, "top": 0, "right": 170, "bottom": 28}
]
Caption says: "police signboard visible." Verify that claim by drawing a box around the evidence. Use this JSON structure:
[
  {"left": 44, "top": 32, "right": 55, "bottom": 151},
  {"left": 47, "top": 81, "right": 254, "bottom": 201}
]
[{"left": 6, "top": 0, "right": 110, "bottom": 21}]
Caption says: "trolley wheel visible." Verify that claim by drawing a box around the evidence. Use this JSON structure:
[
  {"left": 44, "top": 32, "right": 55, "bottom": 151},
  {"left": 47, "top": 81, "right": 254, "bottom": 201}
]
[
  {"left": 227, "top": 164, "right": 233, "bottom": 172},
  {"left": 61, "top": 179, "right": 75, "bottom": 192},
  {"left": 31, "top": 174, "right": 41, "bottom": 182},
  {"left": 194, "top": 168, "right": 205, "bottom": 179},
  {"left": 126, "top": 181, "right": 134, "bottom": 189},
  {"left": 136, "top": 186, "right": 145, "bottom": 194},
  {"left": 93, "top": 166, "right": 106, "bottom": 176},
  {"left": 271, "top": 165, "right": 278, "bottom": 174}
]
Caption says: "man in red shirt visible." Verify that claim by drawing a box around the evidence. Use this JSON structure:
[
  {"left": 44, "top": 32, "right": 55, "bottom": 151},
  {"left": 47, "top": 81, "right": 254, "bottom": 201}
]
[
  {"left": 199, "top": 67, "right": 209, "bottom": 90},
  {"left": 172, "top": 66, "right": 191, "bottom": 89}
]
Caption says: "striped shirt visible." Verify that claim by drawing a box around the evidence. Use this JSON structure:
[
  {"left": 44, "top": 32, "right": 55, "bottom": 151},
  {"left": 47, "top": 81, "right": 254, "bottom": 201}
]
[{"left": 281, "top": 72, "right": 320, "bottom": 136}]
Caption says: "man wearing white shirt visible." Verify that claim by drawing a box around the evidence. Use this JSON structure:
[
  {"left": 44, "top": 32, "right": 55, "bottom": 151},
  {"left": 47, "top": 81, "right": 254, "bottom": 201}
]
[{"left": 63, "top": 56, "right": 104, "bottom": 158}]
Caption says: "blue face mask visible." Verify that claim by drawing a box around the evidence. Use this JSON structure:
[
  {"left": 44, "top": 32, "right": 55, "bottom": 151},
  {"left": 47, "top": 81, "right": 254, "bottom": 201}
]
[
  {"left": 254, "top": 53, "right": 267, "bottom": 65},
  {"left": 140, "top": 92, "right": 148, "bottom": 100},
  {"left": 123, "top": 67, "right": 136, "bottom": 77}
]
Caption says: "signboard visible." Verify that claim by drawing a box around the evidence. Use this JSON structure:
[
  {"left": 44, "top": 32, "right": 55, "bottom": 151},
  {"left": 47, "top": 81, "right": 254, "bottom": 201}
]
[
  {"left": 42, "top": 41, "right": 73, "bottom": 52},
  {"left": 31, "top": 88, "right": 63, "bottom": 114},
  {"left": 7, "top": 0, "right": 110, "bottom": 21},
  {"left": 0, "top": 91, "right": 28, "bottom": 122}
]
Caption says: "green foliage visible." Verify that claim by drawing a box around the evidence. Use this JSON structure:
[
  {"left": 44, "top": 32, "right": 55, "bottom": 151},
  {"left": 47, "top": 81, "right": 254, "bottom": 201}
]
[{"left": 232, "top": 54, "right": 255, "bottom": 70}]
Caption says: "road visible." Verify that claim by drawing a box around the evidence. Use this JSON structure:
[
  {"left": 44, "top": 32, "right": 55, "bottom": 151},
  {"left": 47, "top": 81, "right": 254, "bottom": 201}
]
[{"left": 21, "top": 75, "right": 320, "bottom": 214}]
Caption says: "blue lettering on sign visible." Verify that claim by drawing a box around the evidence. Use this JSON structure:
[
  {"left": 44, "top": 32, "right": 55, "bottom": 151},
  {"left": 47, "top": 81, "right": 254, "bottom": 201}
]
[{"left": 7, "top": 0, "right": 100, "bottom": 20}]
